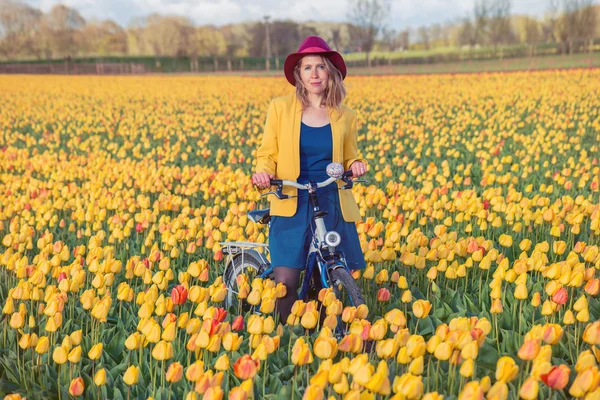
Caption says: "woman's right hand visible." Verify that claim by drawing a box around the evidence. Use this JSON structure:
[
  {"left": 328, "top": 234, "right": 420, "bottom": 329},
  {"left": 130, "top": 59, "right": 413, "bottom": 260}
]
[{"left": 251, "top": 172, "right": 275, "bottom": 189}]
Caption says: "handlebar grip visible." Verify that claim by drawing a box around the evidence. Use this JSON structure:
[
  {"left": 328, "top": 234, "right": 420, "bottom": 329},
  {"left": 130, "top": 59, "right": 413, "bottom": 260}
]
[
  {"left": 343, "top": 170, "right": 353, "bottom": 178},
  {"left": 270, "top": 179, "right": 283, "bottom": 186}
]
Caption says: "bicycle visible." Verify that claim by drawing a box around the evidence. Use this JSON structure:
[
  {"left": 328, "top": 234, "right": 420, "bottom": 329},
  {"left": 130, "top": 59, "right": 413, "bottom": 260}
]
[{"left": 221, "top": 162, "right": 367, "bottom": 312}]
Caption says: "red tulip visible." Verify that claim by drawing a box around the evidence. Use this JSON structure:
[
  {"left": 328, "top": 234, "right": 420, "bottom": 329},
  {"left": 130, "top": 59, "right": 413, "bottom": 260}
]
[
  {"left": 215, "top": 307, "right": 227, "bottom": 323},
  {"left": 541, "top": 365, "right": 570, "bottom": 390},
  {"left": 232, "top": 315, "right": 244, "bottom": 331},
  {"left": 171, "top": 285, "right": 188, "bottom": 305},
  {"left": 135, "top": 222, "right": 144, "bottom": 233},
  {"left": 58, "top": 272, "right": 67, "bottom": 282}
]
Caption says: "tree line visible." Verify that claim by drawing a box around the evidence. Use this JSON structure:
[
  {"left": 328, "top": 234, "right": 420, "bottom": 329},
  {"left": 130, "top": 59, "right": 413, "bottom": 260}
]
[{"left": 0, "top": 0, "right": 597, "bottom": 63}]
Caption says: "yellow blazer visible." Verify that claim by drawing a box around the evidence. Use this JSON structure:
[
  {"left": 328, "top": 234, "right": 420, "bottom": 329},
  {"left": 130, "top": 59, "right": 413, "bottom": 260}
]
[{"left": 255, "top": 94, "right": 366, "bottom": 222}]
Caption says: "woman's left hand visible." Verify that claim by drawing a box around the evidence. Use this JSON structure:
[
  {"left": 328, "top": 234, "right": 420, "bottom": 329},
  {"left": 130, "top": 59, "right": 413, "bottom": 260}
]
[{"left": 350, "top": 161, "right": 367, "bottom": 177}]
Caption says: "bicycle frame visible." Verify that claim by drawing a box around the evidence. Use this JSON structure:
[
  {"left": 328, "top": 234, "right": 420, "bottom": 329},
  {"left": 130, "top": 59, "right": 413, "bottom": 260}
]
[{"left": 254, "top": 179, "right": 351, "bottom": 299}]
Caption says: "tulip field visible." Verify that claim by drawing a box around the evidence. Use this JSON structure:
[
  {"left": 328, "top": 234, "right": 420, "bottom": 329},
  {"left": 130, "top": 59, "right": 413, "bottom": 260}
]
[{"left": 1, "top": 70, "right": 600, "bottom": 400}]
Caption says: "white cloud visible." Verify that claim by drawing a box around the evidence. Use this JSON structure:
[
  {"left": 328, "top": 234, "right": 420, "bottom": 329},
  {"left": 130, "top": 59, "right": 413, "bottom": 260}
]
[{"left": 25, "top": 0, "right": 551, "bottom": 29}]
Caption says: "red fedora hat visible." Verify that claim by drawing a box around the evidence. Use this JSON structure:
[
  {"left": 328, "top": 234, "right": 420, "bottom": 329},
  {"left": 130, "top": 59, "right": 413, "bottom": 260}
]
[{"left": 284, "top": 36, "right": 347, "bottom": 86}]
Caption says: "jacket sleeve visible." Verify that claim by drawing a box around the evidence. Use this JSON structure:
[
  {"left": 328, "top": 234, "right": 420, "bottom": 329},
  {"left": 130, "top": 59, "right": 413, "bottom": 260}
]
[
  {"left": 343, "top": 112, "right": 367, "bottom": 171},
  {"left": 255, "top": 99, "right": 279, "bottom": 175}
]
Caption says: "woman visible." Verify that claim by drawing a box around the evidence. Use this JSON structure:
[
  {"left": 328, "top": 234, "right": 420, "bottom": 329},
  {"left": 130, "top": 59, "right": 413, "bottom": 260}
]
[{"left": 251, "top": 36, "right": 367, "bottom": 323}]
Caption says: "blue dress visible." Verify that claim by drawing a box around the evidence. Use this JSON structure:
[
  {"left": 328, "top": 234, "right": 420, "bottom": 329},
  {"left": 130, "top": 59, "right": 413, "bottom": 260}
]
[{"left": 268, "top": 122, "right": 366, "bottom": 270}]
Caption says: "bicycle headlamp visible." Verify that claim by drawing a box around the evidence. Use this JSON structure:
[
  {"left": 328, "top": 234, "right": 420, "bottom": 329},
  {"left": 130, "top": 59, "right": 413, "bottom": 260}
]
[{"left": 324, "top": 231, "right": 341, "bottom": 247}]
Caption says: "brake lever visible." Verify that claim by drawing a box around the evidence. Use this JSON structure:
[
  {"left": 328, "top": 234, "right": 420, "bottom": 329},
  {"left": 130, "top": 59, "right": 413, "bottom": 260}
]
[{"left": 260, "top": 189, "right": 289, "bottom": 200}]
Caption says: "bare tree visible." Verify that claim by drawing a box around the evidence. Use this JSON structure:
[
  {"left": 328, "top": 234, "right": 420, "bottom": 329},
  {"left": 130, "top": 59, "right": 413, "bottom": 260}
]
[
  {"left": 380, "top": 27, "right": 398, "bottom": 51},
  {"left": 80, "top": 20, "right": 127, "bottom": 56},
  {"left": 473, "top": 0, "right": 489, "bottom": 46},
  {"left": 399, "top": 30, "right": 410, "bottom": 50},
  {"left": 221, "top": 25, "right": 246, "bottom": 70},
  {"left": 541, "top": 0, "right": 560, "bottom": 42},
  {"left": 560, "top": 0, "right": 596, "bottom": 54},
  {"left": 521, "top": 17, "right": 541, "bottom": 56},
  {"left": 39, "top": 4, "right": 85, "bottom": 58},
  {"left": 488, "top": 0, "right": 514, "bottom": 55},
  {"left": 347, "top": 0, "right": 391, "bottom": 67},
  {"left": 331, "top": 27, "right": 342, "bottom": 50},
  {"left": 141, "top": 14, "right": 192, "bottom": 57},
  {"left": 579, "top": 1, "right": 597, "bottom": 52},
  {"left": 457, "top": 18, "right": 477, "bottom": 48},
  {"left": 429, "top": 24, "right": 442, "bottom": 48},
  {"left": 417, "top": 26, "right": 430, "bottom": 50},
  {"left": 0, "top": 0, "right": 42, "bottom": 59}
]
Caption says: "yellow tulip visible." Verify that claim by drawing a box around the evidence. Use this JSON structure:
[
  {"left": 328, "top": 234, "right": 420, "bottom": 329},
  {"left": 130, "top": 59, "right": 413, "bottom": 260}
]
[
  {"left": 123, "top": 365, "right": 140, "bottom": 386},
  {"left": 88, "top": 343, "right": 103, "bottom": 361},
  {"left": 94, "top": 368, "right": 107, "bottom": 386},
  {"left": 52, "top": 346, "right": 68, "bottom": 365},
  {"left": 412, "top": 300, "right": 432, "bottom": 319}
]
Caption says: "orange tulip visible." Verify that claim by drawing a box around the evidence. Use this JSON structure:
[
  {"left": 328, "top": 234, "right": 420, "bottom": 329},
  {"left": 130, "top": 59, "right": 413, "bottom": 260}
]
[
  {"left": 377, "top": 288, "right": 391, "bottom": 302},
  {"left": 166, "top": 361, "right": 184, "bottom": 383},
  {"left": 517, "top": 339, "right": 540, "bottom": 361},
  {"left": 68, "top": 377, "right": 85, "bottom": 397},
  {"left": 233, "top": 355, "right": 259, "bottom": 380},
  {"left": 551, "top": 287, "right": 568, "bottom": 305}
]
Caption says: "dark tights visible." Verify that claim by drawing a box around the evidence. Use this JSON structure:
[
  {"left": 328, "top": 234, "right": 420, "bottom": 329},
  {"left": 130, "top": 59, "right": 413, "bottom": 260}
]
[
  {"left": 274, "top": 266, "right": 301, "bottom": 324},
  {"left": 274, "top": 266, "right": 327, "bottom": 326}
]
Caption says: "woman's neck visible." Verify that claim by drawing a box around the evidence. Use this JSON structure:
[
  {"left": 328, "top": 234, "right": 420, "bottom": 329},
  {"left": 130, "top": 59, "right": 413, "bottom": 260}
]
[{"left": 307, "top": 92, "right": 326, "bottom": 109}]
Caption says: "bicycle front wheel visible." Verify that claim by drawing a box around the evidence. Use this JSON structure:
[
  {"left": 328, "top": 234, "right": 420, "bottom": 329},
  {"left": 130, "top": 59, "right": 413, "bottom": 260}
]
[{"left": 330, "top": 268, "right": 365, "bottom": 307}]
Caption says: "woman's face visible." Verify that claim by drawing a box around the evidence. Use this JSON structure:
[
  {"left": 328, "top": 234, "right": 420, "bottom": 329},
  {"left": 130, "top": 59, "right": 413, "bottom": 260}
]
[{"left": 299, "top": 55, "right": 329, "bottom": 96}]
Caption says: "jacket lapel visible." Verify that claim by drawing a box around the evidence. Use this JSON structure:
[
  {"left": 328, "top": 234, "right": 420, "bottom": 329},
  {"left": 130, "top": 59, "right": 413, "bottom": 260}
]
[
  {"left": 329, "top": 108, "right": 342, "bottom": 164},
  {"left": 292, "top": 96, "right": 302, "bottom": 177}
]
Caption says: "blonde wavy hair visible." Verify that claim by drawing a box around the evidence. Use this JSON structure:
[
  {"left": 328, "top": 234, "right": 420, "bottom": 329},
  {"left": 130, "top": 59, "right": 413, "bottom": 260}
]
[{"left": 293, "top": 55, "right": 346, "bottom": 116}]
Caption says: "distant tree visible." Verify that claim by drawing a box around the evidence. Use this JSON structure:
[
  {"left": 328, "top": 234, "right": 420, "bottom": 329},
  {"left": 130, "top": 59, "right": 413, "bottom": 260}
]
[
  {"left": 80, "top": 20, "right": 127, "bottom": 56},
  {"left": 564, "top": 0, "right": 596, "bottom": 52},
  {"left": 577, "top": 1, "right": 597, "bottom": 52},
  {"left": 381, "top": 27, "right": 400, "bottom": 51},
  {"left": 221, "top": 25, "right": 246, "bottom": 57},
  {"left": 399, "top": 30, "right": 410, "bottom": 50},
  {"left": 439, "top": 23, "right": 453, "bottom": 47},
  {"left": 541, "top": 0, "right": 560, "bottom": 43},
  {"left": 142, "top": 14, "right": 192, "bottom": 57},
  {"left": 248, "top": 22, "right": 265, "bottom": 57},
  {"left": 523, "top": 17, "right": 541, "bottom": 46},
  {"left": 417, "top": 26, "right": 430, "bottom": 50},
  {"left": 429, "top": 24, "right": 442, "bottom": 48},
  {"left": 297, "top": 24, "right": 318, "bottom": 43},
  {"left": 347, "top": 0, "right": 391, "bottom": 67},
  {"left": 40, "top": 4, "right": 85, "bottom": 58},
  {"left": 488, "top": 0, "right": 514, "bottom": 53},
  {"left": 269, "top": 20, "right": 300, "bottom": 58},
  {"left": 192, "top": 26, "right": 226, "bottom": 57},
  {"left": 0, "top": 0, "right": 42, "bottom": 59},
  {"left": 473, "top": 0, "right": 489, "bottom": 46},
  {"left": 331, "top": 27, "right": 342, "bottom": 50},
  {"left": 457, "top": 18, "right": 477, "bottom": 47}
]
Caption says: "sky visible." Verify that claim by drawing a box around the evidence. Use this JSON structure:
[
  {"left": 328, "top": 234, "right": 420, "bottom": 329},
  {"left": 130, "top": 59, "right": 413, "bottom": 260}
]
[{"left": 24, "top": 0, "right": 552, "bottom": 30}]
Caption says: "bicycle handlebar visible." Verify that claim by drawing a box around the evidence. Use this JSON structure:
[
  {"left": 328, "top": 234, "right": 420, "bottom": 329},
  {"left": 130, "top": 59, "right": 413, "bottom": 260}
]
[
  {"left": 261, "top": 170, "right": 367, "bottom": 200},
  {"left": 269, "top": 176, "right": 337, "bottom": 190}
]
